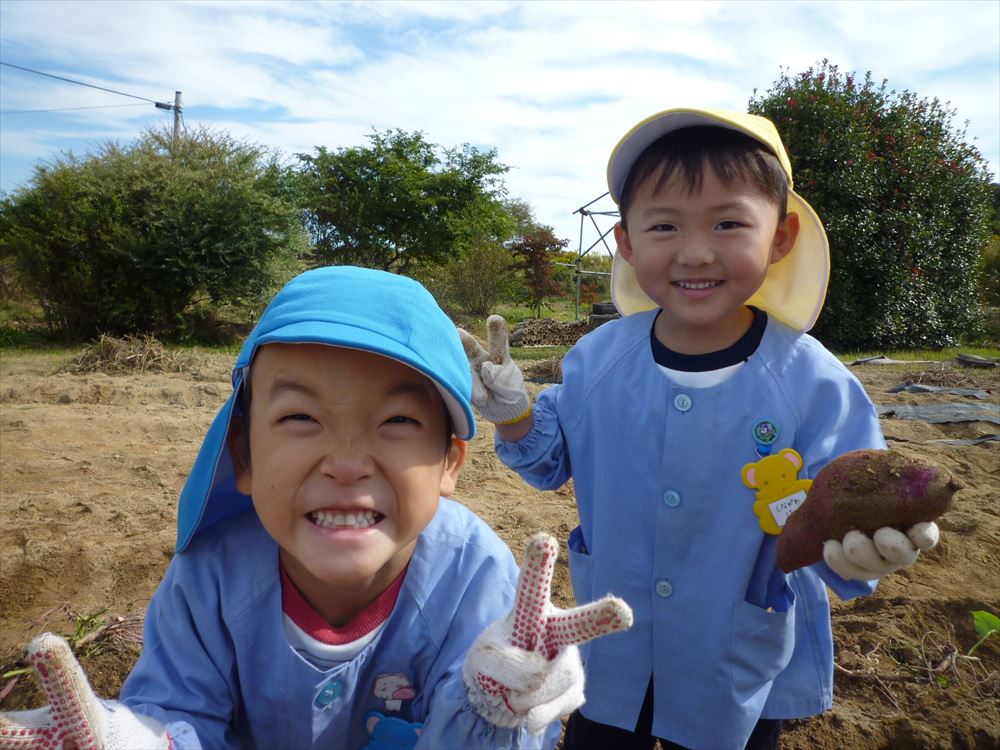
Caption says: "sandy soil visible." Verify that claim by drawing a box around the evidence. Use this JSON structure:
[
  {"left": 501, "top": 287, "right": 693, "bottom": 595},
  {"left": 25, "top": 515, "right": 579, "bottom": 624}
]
[{"left": 1, "top": 348, "right": 998, "bottom": 749}]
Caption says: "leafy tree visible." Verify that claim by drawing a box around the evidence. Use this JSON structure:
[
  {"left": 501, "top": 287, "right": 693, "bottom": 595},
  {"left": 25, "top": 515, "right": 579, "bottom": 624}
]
[
  {"left": 296, "top": 130, "right": 511, "bottom": 274},
  {"left": 983, "top": 183, "right": 1000, "bottom": 308},
  {"left": 0, "top": 126, "right": 304, "bottom": 340},
  {"left": 420, "top": 238, "right": 521, "bottom": 318},
  {"left": 990, "top": 183, "right": 1000, "bottom": 236},
  {"left": 749, "top": 60, "right": 994, "bottom": 349},
  {"left": 416, "top": 198, "right": 526, "bottom": 318},
  {"left": 549, "top": 249, "right": 614, "bottom": 307},
  {"left": 508, "top": 204, "right": 568, "bottom": 318}
]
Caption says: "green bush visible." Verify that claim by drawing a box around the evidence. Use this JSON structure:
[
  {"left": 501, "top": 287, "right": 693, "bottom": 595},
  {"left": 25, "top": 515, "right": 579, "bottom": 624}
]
[
  {"left": 983, "top": 184, "right": 1000, "bottom": 307},
  {"left": 0, "top": 126, "right": 305, "bottom": 341},
  {"left": 296, "top": 130, "right": 512, "bottom": 275},
  {"left": 982, "top": 237, "right": 1000, "bottom": 308},
  {"left": 749, "top": 61, "right": 993, "bottom": 350},
  {"left": 415, "top": 240, "right": 520, "bottom": 319}
]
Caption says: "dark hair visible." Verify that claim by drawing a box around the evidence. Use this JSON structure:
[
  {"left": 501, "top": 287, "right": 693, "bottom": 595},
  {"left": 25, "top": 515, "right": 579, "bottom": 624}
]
[
  {"left": 618, "top": 126, "right": 789, "bottom": 230},
  {"left": 236, "top": 365, "right": 456, "bottom": 452}
]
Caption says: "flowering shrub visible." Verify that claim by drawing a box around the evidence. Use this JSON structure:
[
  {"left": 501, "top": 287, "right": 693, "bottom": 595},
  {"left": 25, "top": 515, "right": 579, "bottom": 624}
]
[{"left": 750, "top": 60, "right": 993, "bottom": 350}]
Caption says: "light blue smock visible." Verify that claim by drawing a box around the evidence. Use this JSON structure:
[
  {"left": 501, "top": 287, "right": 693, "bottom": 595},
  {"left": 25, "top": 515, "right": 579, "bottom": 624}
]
[
  {"left": 120, "top": 499, "right": 559, "bottom": 750},
  {"left": 497, "top": 311, "right": 885, "bottom": 750}
]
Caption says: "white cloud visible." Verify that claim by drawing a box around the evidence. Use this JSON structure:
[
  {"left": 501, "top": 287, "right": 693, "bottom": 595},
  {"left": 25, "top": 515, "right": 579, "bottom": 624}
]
[{"left": 2, "top": 0, "right": 997, "bottom": 244}]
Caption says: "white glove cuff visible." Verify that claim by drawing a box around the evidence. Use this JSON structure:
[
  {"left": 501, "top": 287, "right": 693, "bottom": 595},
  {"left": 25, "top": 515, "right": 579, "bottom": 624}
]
[
  {"left": 463, "top": 665, "right": 523, "bottom": 730},
  {"left": 462, "top": 621, "right": 586, "bottom": 732},
  {"left": 101, "top": 701, "right": 172, "bottom": 749}
]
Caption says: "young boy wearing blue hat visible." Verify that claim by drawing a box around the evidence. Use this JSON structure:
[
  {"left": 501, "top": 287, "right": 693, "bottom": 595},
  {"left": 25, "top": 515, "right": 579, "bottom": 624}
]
[
  {"left": 460, "top": 109, "right": 940, "bottom": 750},
  {"left": 0, "top": 266, "right": 631, "bottom": 749}
]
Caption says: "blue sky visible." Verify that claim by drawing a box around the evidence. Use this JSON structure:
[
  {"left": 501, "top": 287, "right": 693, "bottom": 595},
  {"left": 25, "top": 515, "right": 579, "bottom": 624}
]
[{"left": 1, "top": 0, "right": 997, "bottom": 252}]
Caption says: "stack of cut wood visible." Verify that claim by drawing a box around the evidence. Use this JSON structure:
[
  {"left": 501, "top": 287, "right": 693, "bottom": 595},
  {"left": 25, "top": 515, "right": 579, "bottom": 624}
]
[{"left": 509, "top": 318, "right": 589, "bottom": 347}]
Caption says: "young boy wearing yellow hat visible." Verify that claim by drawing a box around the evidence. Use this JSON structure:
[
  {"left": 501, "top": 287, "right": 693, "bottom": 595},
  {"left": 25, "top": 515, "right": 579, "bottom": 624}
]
[{"left": 461, "top": 109, "right": 940, "bottom": 750}]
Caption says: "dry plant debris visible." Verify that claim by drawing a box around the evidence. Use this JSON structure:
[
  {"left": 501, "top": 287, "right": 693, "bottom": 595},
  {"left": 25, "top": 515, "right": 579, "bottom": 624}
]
[
  {"left": 61, "top": 334, "right": 180, "bottom": 374},
  {"left": 521, "top": 357, "right": 564, "bottom": 383},
  {"left": 834, "top": 624, "right": 999, "bottom": 713},
  {"left": 0, "top": 603, "right": 143, "bottom": 703}
]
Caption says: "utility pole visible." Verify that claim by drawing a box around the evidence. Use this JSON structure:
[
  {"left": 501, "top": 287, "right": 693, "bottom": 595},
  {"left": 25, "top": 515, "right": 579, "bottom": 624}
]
[
  {"left": 154, "top": 91, "right": 183, "bottom": 146},
  {"left": 173, "top": 91, "right": 182, "bottom": 144}
]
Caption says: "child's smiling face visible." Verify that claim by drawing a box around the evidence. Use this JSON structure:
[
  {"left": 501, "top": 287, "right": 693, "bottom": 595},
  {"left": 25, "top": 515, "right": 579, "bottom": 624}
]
[
  {"left": 615, "top": 165, "right": 799, "bottom": 354},
  {"left": 232, "top": 343, "right": 465, "bottom": 625}
]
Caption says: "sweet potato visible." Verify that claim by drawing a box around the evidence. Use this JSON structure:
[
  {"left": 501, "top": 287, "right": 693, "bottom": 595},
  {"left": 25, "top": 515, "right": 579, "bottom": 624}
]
[{"left": 776, "top": 448, "right": 961, "bottom": 573}]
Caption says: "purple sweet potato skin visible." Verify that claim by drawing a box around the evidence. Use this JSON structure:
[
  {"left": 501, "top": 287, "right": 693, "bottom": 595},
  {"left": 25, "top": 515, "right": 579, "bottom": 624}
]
[{"left": 776, "top": 449, "right": 961, "bottom": 573}]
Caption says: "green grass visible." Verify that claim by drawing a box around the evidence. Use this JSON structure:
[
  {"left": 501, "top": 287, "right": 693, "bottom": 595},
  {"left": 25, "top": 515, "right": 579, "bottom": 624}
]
[
  {"left": 835, "top": 346, "right": 999, "bottom": 364},
  {"left": 0, "top": 347, "right": 81, "bottom": 372},
  {"left": 493, "top": 297, "right": 589, "bottom": 324},
  {"left": 456, "top": 298, "right": 581, "bottom": 340},
  {"left": 172, "top": 342, "right": 243, "bottom": 358},
  {"left": 0, "top": 318, "right": 63, "bottom": 349},
  {"left": 511, "top": 345, "right": 571, "bottom": 361},
  {"left": 511, "top": 345, "right": 1000, "bottom": 366},
  {"left": 4, "top": 290, "right": 995, "bottom": 369},
  {"left": 0, "top": 331, "right": 243, "bottom": 357}
]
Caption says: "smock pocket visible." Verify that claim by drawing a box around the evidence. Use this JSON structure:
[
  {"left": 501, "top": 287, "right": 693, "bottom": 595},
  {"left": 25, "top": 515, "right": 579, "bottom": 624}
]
[
  {"left": 729, "top": 598, "right": 796, "bottom": 698},
  {"left": 566, "top": 526, "right": 593, "bottom": 606}
]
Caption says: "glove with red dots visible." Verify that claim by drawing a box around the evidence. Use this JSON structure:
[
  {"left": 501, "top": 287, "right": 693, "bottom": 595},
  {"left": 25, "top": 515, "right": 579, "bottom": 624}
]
[
  {"left": 458, "top": 315, "right": 532, "bottom": 425},
  {"left": 0, "top": 633, "right": 170, "bottom": 750},
  {"left": 463, "top": 533, "right": 633, "bottom": 734}
]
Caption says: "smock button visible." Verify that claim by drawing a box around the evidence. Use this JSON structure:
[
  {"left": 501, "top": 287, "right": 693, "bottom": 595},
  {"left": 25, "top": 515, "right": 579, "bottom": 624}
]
[
  {"left": 655, "top": 579, "right": 674, "bottom": 598},
  {"left": 314, "top": 681, "right": 343, "bottom": 709},
  {"left": 673, "top": 394, "right": 692, "bottom": 412},
  {"left": 663, "top": 490, "right": 681, "bottom": 507}
]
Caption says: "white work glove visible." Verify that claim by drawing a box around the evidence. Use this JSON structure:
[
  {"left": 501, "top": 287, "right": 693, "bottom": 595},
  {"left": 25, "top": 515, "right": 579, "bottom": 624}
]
[
  {"left": 823, "top": 522, "right": 940, "bottom": 581},
  {"left": 463, "top": 534, "right": 633, "bottom": 734},
  {"left": 458, "top": 315, "right": 531, "bottom": 425},
  {"left": 0, "top": 633, "right": 170, "bottom": 750}
]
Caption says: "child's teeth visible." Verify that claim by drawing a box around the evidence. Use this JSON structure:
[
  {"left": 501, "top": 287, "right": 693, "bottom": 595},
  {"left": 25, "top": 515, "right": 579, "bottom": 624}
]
[
  {"left": 311, "top": 510, "right": 377, "bottom": 529},
  {"left": 678, "top": 280, "right": 718, "bottom": 289}
]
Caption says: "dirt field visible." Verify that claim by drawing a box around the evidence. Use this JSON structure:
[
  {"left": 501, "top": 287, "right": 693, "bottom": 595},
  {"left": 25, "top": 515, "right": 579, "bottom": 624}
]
[{"left": 1, "top": 346, "right": 998, "bottom": 749}]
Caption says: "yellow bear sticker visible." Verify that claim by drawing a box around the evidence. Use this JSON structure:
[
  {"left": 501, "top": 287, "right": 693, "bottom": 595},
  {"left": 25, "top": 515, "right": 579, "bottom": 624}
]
[{"left": 741, "top": 448, "right": 813, "bottom": 535}]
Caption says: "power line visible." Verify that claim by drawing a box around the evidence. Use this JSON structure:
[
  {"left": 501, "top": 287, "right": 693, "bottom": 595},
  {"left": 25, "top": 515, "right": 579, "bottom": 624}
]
[
  {"left": 0, "top": 61, "right": 170, "bottom": 107},
  {"left": 1, "top": 61, "right": 183, "bottom": 145},
  {"left": 1, "top": 102, "right": 150, "bottom": 115}
]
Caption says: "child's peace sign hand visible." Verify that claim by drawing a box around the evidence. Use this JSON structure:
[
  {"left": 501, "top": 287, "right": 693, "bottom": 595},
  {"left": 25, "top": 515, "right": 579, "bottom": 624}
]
[
  {"left": 463, "top": 534, "right": 633, "bottom": 734},
  {"left": 0, "top": 633, "right": 170, "bottom": 750},
  {"left": 507, "top": 534, "right": 632, "bottom": 657},
  {"left": 457, "top": 316, "right": 531, "bottom": 425}
]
